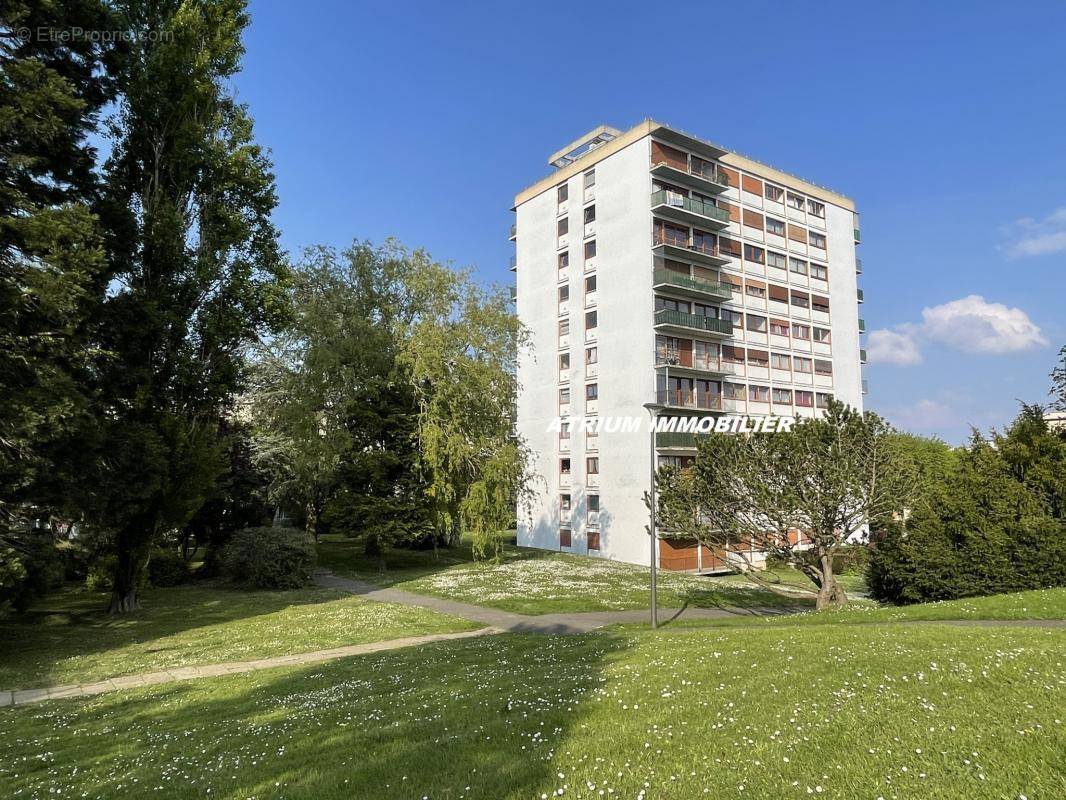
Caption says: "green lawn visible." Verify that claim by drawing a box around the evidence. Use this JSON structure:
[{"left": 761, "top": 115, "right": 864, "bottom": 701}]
[
  {"left": 0, "top": 583, "right": 478, "bottom": 689},
  {"left": 318, "top": 536, "right": 811, "bottom": 615},
  {"left": 2, "top": 621, "right": 1063, "bottom": 799},
  {"left": 658, "top": 587, "right": 1066, "bottom": 630},
  {"left": 715, "top": 563, "right": 868, "bottom": 595}
]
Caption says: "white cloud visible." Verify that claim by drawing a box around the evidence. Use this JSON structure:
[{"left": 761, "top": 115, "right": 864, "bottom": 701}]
[
  {"left": 1000, "top": 206, "right": 1066, "bottom": 258},
  {"left": 866, "top": 328, "right": 923, "bottom": 366},
  {"left": 920, "top": 294, "right": 1048, "bottom": 354},
  {"left": 887, "top": 399, "right": 956, "bottom": 432}
]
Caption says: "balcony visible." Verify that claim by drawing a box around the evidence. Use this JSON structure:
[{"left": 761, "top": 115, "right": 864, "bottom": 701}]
[
  {"left": 854, "top": 227, "right": 861, "bottom": 244},
  {"left": 857, "top": 288, "right": 864, "bottom": 303},
  {"left": 655, "top": 351, "right": 727, "bottom": 377},
  {"left": 509, "top": 286, "right": 517, "bottom": 302},
  {"left": 652, "top": 231, "right": 729, "bottom": 267},
  {"left": 855, "top": 258, "right": 863, "bottom": 274},
  {"left": 655, "top": 431, "right": 709, "bottom": 449},
  {"left": 509, "top": 254, "right": 517, "bottom": 272},
  {"left": 858, "top": 318, "right": 866, "bottom": 333},
  {"left": 654, "top": 308, "right": 732, "bottom": 337},
  {"left": 650, "top": 159, "right": 730, "bottom": 196},
  {"left": 656, "top": 388, "right": 723, "bottom": 411},
  {"left": 862, "top": 379, "right": 869, "bottom": 395},
  {"left": 652, "top": 270, "right": 732, "bottom": 302},
  {"left": 509, "top": 223, "right": 517, "bottom": 241},
  {"left": 651, "top": 190, "right": 729, "bottom": 229},
  {"left": 860, "top": 348, "right": 867, "bottom": 364}
]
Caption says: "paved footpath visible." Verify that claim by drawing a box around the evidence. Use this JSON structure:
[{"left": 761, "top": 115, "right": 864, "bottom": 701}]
[{"left": 4, "top": 571, "right": 1062, "bottom": 709}]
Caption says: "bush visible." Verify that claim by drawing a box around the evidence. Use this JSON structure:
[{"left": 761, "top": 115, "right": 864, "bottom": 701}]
[
  {"left": 221, "top": 526, "right": 316, "bottom": 589},
  {"left": 147, "top": 548, "right": 191, "bottom": 587},
  {"left": 85, "top": 554, "right": 117, "bottom": 593},
  {"left": 1, "top": 534, "right": 65, "bottom": 615}
]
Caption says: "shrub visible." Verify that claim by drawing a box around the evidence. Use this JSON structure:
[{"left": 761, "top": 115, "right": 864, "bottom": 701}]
[
  {"left": 147, "top": 548, "right": 191, "bottom": 587},
  {"left": 85, "top": 554, "right": 117, "bottom": 593},
  {"left": 221, "top": 526, "right": 316, "bottom": 589}
]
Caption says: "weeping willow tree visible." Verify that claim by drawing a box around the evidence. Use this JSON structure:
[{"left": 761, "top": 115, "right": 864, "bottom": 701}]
[{"left": 398, "top": 250, "right": 529, "bottom": 560}]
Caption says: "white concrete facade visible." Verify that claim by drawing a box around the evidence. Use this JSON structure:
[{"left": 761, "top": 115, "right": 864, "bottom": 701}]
[{"left": 513, "top": 121, "right": 865, "bottom": 570}]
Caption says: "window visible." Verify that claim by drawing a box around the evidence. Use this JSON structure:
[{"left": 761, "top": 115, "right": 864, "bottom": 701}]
[
  {"left": 559, "top": 421, "right": 570, "bottom": 439},
  {"left": 588, "top": 494, "right": 600, "bottom": 512},
  {"left": 745, "top": 314, "right": 767, "bottom": 333},
  {"left": 586, "top": 383, "right": 598, "bottom": 400},
  {"left": 559, "top": 388, "right": 570, "bottom": 406},
  {"left": 724, "top": 309, "right": 744, "bottom": 326},
  {"left": 796, "top": 390, "right": 814, "bottom": 407},
  {"left": 558, "top": 285, "right": 569, "bottom": 302},
  {"left": 766, "top": 217, "right": 786, "bottom": 236},
  {"left": 725, "top": 382, "right": 745, "bottom": 399},
  {"left": 558, "top": 252, "right": 569, "bottom": 270},
  {"left": 723, "top": 346, "right": 744, "bottom": 364},
  {"left": 584, "top": 205, "right": 596, "bottom": 224},
  {"left": 816, "top": 392, "right": 833, "bottom": 409},
  {"left": 747, "top": 351, "right": 768, "bottom": 367},
  {"left": 557, "top": 218, "right": 568, "bottom": 237},
  {"left": 787, "top": 193, "right": 805, "bottom": 210},
  {"left": 744, "top": 244, "right": 765, "bottom": 264},
  {"left": 557, "top": 184, "right": 568, "bottom": 203},
  {"left": 560, "top": 458, "right": 571, "bottom": 475},
  {"left": 559, "top": 319, "right": 570, "bottom": 338},
  {"left": 794, "top": 356, "right": 813, "bottom": 372},
  {"left": 749, "top": 384, "right": 770, "bottom": 402},
  {"left": 584, "top": 170, "right": 596, "bottom": 189},
  {"left": 765, "top": 183, "right": 784, "bottom": 202},
  {"left": 812, "top": 296, "right": 830, "bottom": 314},
  {"left": 694, "top": 340, "right": 719, "bottom": 370},
  {"left": 770, "top": 320, "right": 790, "bottom": 337},
  {"left": 585, "top": 274, "right": 597, "bottom": 293},
  {"left": 656, "top": 295, "right": 688, "bottom": 313},
  {"left": 772, "top": 388, "right": 792, "bottom": 404},
  {"left": 745, "top": 282, "right": 766, "bottom": 298},
  {"left": 585, "top": 346, "right": 598, "bottom": 364},
  {"left": 790, "top": 291, "right": 810, "bottom": 309},
  {"left": 560, "top": 528, "right": 571, "bottom": 547},
  {"left": 585, "top": 310, "right": 597, "bottom": 330},
  {"left": 584, "top": 239, "right": 597, "bottom": 260},
  {"left": 767, "top": 250, "right": 787, "bottom": 269},
  {"left": 771, "top": 353, "right": 791, "bottom": 370},
  {"left": 813, "top": 327, "right": 831, "bottom": 344},
  {"left": 559, "top": 353, "right": 570, "bottom": 370},
  {"left": 789, "top": 257, "right": 808, "bottom": 275},
  {"left": 807, "top": 199, "right": 825, "bottom": 218},
  {"left": 810, "top": 232, "right": 827, "bottom": 249},
  {"left": 560, "top": 494, "right": 571, "bottom": 511},
  {"left": 792, "top": 323, "right": 810, "bottom": 340},
  {"left": 586, "top": 457, "right": 599, "bottom": 475},
  {"left": 587, "top": 530, "right": 600, "bottom": 550},
  {"left": 810, "top": 263, "right": 828, "bottom": 281},
  {"left": 814, "top": 359, "right": 833, "bottom": 376}
]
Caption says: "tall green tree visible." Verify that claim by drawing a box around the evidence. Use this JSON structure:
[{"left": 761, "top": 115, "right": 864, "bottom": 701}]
[
  {"left": 80, "top": 0, "right": 285, "bottom": 612},
  {"left": 656, "top": 402, "right": 915, "bottom": 609}
]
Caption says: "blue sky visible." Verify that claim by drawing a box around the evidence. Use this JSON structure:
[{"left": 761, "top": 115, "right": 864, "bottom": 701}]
[{"left": 237, "top": 0, "right": 1066, "bottom": 443}]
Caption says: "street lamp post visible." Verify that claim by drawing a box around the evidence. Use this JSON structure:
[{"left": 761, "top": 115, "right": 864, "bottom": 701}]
[{"left": 643, "top": 401, "right": 664, "bottom": 629}]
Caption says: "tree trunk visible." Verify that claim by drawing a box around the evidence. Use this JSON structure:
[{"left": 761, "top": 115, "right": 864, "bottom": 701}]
[
  {"left": 109, "top": 544, "right": 142, "bottom": 614},
  {"left": 814, "top": 552, "right": 848, "bottom": 610}
]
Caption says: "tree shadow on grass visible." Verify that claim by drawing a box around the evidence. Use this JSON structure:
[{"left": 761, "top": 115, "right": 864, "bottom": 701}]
[
  {"left": 0, "top": 582, "right": 380, "bottom": 689},
  {"left": 0, "top": 632, "right": 632, "bottom": 800}
]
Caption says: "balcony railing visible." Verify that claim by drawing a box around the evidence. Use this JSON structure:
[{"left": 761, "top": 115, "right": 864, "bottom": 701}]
[
  {"left": 656, "top": 431, "right": 709, "bottom": 448},
  {"left": 509, "top": 286, "right": 517, "bottom": 301},
  {"left": 652, "top": 230, "right": 721, "bottom": 259},
  {"left": 654, "top": 308, "right": 733, "bottom": 335},
  {"left": 862, "top": 379, "right": 869, "bottom": 395},
  {"left": 690, "top": 160, "right": 730, "bottom": 188},
  {"left": 509, "top": 254, "right": 517, "bottom": 271},
  {"left": 652, "top": 269, "right": 732, "bottom": 301},
  {"left": 857, "top": 288, "right": 864, "bottom": 303},
  {"left": 858, "top": 318, "right": 866, "bottom": 333},
  {"left": 853, "top": 227, "right": 861, "bottom": 243},
  {"left": 651, "top": 190, "right": 730, "bottom": 224},
  {"left": 860, "top": 348, "right": 867, "bottom": 364},
  {"left": 656, "top": 388, "right": 723, "bottom": 410},
  {"left": 855, "top": 258, "right": 863, "bottom": 274},
  {"left": 509, "top": 223, "right": 517, "bottom": 240}
]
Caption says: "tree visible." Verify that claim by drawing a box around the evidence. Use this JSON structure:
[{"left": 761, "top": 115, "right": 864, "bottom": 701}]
[
  {"left": 656, "top": 401, "right": 915, "bottom": 610},
  {"left": 80, "top": 0, "right": 285, "bottom": 612},
  {"left": 1050, "top": 344, "right": 1066, "bottom": 411},
  {"left": 399, "top": 252, "right": 528, "bottom": 558}
]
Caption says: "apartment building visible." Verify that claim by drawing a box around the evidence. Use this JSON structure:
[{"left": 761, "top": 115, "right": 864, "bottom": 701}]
[{"left": 512, "top": 121, "right": 866, "bottom": 571}]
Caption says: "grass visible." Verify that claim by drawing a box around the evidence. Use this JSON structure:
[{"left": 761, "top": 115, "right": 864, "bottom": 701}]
[
  {"left": 652, "top": 587, "right": 1066, "bottom": 630},
  {"left": 2, "top": 621, "right": 1063, "bottom": 799},
  {"left": 0, "top": 582, "right": 478, "bottom": 689},
  {"left": 318, "top": 535, "right": 811, "bottom": 615},
  {"left": 716, "top": 563, "right": 869, "bottom": 595}
]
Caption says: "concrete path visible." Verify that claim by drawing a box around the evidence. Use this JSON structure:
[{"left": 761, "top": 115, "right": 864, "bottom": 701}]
[
  {"left": 0, "top": 627, "right": 495, "bottom": 709},
  {"left": 314, "top": 570, "right": 788, "bottom": 633}
]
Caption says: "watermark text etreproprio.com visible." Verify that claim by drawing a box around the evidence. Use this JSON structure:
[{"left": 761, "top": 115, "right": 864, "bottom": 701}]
[{"left": 11, "top": 27, "right": 173, "bottom": 44}]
